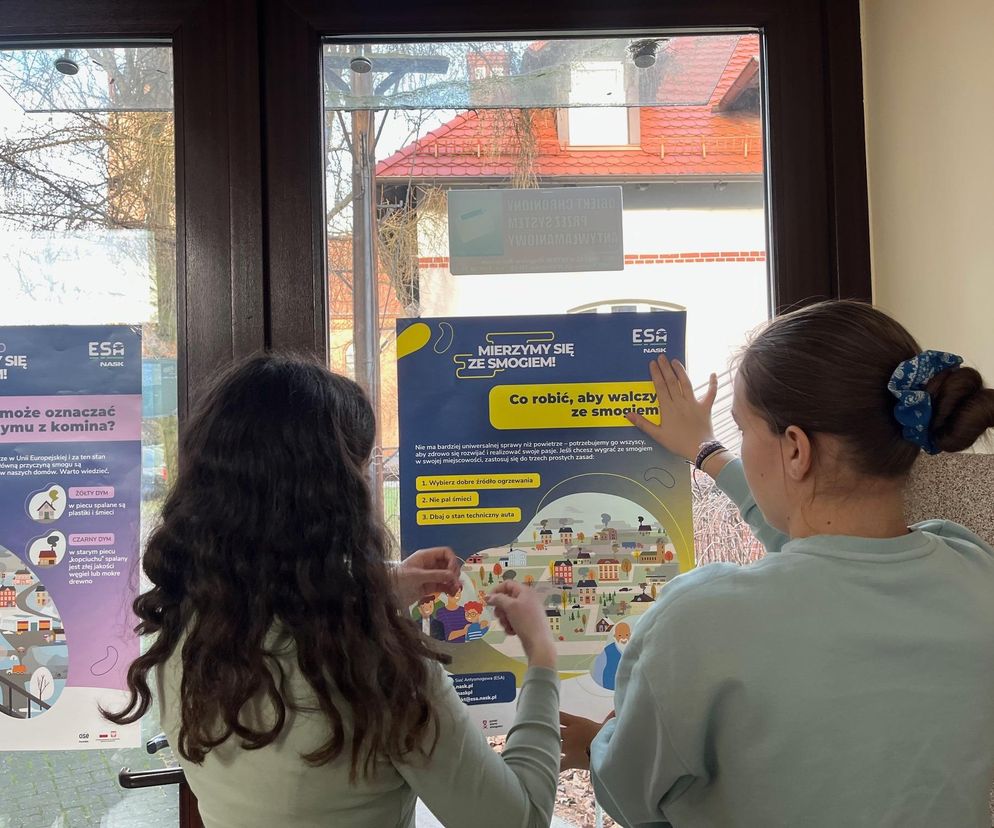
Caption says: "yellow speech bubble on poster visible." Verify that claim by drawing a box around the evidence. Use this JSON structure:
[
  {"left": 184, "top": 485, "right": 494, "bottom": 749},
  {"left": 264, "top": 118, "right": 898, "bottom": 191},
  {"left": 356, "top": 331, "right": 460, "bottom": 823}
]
[
  {"left": 415, "top": 491, "right": 480, "bottom": 508},
  {"left": 416, "top": 507, "right": 522, "bottom": 525},
  {"left": 396, "top": 322, "right": 432, "bottom": 359},
  {"left": 489, "top": 382, "right": 660, "bottom": 429},
  {"left": 416, "top": 473, "right": 540, "bottom": 491}
]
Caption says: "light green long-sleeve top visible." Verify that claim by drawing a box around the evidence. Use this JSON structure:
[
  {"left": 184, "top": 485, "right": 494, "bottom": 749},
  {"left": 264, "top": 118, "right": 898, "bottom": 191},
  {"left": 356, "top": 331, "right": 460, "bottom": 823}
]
[
  {"left": 591, "top": 459, "right": 994, "bottom": 827},
  {"left": 157, "top": 635, "right": 560, "bottom": 828}
]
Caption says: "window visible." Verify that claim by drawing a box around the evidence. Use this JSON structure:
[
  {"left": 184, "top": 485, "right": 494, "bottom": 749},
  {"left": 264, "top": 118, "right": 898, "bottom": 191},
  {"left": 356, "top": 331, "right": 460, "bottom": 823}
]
[
  {"left": 0, "top": 42, "right": 180, "bottom": 825},
  {"left": 321, "top": 35, "right": 772, "bottom": 581},
  {"left": 1, "top": 4, "right": 871, "bottom": 826},
  {"left": 566, "top": 61, "right": 632, "bottom": 146}
]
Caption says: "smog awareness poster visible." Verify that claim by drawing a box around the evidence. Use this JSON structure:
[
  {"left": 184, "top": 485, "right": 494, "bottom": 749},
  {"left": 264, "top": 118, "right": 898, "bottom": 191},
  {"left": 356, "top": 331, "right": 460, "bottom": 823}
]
[
  {"left": 0, "top": 325, "right": 142, "bottom": 750},
  {"left": 397, "top": 312, "right": 693, "bottom": 733}
]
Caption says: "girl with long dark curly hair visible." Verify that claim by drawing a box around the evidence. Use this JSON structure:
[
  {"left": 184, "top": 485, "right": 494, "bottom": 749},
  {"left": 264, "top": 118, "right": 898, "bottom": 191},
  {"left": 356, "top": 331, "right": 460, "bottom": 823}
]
[{"left": 105, "top": 355, "right": 561, "bottom": 828}]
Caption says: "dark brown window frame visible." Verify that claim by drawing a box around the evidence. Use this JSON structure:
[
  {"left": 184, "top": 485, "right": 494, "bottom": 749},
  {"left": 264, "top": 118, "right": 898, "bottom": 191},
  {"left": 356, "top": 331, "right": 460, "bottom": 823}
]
[
  {"left": 1, "top": 0, "right": 267, "bottom": 422},
  {"left": 0, "top": 13, "right": 256, "bottom": 825},
  {"left": 1, "top": 4, "right": 867, "bottom": 827},
  {"left": 262, "top": 0, "right": 871, "bottom": 356},
  {"left": 3, "top": 0, "right": 870, "bottom": 385}
]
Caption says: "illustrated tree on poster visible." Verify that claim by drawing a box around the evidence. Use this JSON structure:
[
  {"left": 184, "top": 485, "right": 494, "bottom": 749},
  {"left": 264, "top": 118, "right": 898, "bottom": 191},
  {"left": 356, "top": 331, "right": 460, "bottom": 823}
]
[
  {"left": 621, "top": 558, "right": 633, "bottom": 577},
  {"left": 29, "top": 666, "right": 55, "bottom": 708}
]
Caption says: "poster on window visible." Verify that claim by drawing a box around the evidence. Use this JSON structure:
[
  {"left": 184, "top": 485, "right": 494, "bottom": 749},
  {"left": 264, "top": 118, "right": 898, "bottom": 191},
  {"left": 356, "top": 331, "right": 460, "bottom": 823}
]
[
  {"left": 0, "top": 325, "right": 142, "bottom": 750},
  {"left": 397, "top": 312, "right": 693, "bottom": 733}
]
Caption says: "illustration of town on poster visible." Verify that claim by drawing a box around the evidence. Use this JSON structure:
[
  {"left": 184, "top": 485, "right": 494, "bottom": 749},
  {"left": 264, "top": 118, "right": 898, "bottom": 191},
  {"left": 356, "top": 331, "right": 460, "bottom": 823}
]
[
  {"left": 0, "top": 326, "right": 142, "bottom": 750},
  {"left": 397, "top": 312, "right": 693, "bottom": 732}
]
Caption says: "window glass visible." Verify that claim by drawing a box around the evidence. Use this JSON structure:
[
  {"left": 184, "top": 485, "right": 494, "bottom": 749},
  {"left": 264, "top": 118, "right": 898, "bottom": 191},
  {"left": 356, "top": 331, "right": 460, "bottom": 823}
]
[
  {"left": 0, "top": 44, "right": 179, "bottom": 826},
  {"left": 323, "top": 33, "right": 769, "bottom": 567}
]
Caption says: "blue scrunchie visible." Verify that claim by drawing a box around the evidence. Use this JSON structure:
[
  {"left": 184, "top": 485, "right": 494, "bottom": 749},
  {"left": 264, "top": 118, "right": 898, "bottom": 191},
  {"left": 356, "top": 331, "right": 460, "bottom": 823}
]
[{"left": 887, "top": 350, "right": 963, "bottom": 454}]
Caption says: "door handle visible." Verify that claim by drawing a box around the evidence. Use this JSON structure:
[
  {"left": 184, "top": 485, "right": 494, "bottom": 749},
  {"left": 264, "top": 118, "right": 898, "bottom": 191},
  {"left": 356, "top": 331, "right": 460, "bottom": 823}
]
[{"left": 118, "top": 766, "right": 187, "bottom": 789}]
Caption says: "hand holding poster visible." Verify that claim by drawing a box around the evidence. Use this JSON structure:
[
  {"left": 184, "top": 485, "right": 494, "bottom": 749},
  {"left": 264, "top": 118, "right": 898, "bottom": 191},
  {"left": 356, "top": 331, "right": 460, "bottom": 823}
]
[
  {"left": 0, "top": 326, "right": 142, "bottom": 749},
  {"left": 398, "top": 312, "right": 692, "bottom": 731}
]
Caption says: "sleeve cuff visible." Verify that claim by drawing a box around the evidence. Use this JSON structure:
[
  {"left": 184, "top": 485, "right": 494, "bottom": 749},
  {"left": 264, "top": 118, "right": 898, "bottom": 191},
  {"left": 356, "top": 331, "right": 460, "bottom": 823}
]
[
  {"left": 714, "top": 456, "right": 747, "bottom": 499},
  {"left": 522, "top": 665, "right": 561, "bottom": 689}
]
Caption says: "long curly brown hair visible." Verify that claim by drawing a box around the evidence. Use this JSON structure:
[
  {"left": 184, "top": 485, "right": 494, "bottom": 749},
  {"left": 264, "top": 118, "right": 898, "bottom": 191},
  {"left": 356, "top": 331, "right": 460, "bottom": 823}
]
[{"left": 104, "top": 354, "right": 448, "bottom": 778}]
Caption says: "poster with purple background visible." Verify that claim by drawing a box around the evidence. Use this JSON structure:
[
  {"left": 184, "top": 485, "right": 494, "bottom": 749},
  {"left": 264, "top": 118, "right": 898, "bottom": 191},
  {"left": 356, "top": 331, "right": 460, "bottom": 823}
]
[{"left": 0, "top": 325, "right": 142, "bottom": 750}]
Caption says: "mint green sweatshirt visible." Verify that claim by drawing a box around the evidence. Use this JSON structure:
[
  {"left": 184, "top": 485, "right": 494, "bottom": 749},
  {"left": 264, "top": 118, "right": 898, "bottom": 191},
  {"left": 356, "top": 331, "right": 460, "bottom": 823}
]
[
  {"left": 591, "top": 459, "right": 994, "bottom": 827},
  {"left": 159, "top": 648, "right": 561, "bottom": 828}
]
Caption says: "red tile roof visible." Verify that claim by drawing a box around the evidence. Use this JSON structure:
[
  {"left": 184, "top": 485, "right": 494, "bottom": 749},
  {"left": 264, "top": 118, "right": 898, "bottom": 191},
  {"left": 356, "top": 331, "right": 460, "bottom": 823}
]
[{"left": 376, "top": 35, "right": 762, "bottom": 181}]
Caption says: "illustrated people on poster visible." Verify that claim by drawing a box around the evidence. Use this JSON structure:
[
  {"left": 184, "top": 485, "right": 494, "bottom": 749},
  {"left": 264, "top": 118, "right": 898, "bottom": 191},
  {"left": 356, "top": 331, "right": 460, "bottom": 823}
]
[
  {"left": 414, "top": 595, "right": 445, "bottom": 642},
  {"left": 436, "top": 585, "right": 469, "bottom": 642},
  {"left": 591, "top": 622, "right": 631, "bottom": 690},
  {"left": 458, "top": 602, "right": 490, "bottom": 642}
]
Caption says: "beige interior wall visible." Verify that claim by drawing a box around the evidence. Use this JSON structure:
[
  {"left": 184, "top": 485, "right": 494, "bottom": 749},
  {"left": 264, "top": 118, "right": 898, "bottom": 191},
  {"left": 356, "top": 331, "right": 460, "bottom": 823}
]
[{"left": 862, "top": 0, "right": 994, "bottom": 396}]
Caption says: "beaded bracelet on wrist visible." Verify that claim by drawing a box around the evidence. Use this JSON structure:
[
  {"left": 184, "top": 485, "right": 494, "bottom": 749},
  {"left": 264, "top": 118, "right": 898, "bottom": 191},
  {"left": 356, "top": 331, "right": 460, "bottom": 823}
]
[{"left": 692, "top": 440, "right": 726, "bottom": 471}]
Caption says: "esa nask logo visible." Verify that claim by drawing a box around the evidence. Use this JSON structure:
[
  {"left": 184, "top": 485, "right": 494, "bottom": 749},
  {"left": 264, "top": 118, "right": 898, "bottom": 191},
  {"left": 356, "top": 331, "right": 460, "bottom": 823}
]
[
  {"left": 88, "top": 341, "right": 125, "bottom": 367},
  {"left": 631, "top": 327, "right": 668, "bottom": 346},
  {"left": 88, "top": 341, "right": 125, "bottom": 358}
]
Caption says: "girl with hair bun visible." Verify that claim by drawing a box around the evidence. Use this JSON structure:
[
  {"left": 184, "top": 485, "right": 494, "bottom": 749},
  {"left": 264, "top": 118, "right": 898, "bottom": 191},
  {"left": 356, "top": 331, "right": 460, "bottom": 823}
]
[{"left": 561, "top": 300, "right": 994, "bottom": 828}]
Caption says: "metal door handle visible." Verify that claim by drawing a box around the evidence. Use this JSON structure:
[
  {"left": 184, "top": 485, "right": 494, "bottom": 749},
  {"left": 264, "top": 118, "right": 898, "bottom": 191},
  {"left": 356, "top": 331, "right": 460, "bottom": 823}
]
[{"left": 118, "top": 766, "right": 187, "bottom": 789}]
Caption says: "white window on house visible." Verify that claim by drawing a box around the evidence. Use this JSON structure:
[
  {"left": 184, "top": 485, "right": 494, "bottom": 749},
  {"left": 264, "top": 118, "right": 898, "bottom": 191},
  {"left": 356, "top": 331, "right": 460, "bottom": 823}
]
[{"left": 565, "top": 61, "right": 635, "bottom": 147}]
